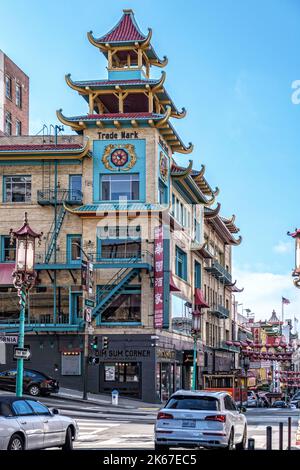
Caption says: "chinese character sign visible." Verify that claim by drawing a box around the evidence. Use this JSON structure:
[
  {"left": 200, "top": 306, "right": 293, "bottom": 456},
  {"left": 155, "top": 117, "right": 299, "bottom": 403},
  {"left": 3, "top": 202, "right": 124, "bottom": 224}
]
[{"left": 154, "top": 226, "right": 164, "bottom": 328}]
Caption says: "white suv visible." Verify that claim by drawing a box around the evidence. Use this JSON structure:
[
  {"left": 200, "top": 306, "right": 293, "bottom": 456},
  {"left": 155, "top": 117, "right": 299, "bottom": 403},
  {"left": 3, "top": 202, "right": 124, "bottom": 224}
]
[{"left": 155, "top": 390, "right": 247, "bottom": 451}]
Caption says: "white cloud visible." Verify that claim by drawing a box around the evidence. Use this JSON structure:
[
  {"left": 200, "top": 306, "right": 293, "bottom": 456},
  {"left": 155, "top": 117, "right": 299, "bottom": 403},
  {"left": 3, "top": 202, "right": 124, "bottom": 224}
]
[
  {"left": 273, "top": 241, "right": 292, "bottom": 254},
  {"left": 232, "top": 267, "right": 300, "bottom": 323}
]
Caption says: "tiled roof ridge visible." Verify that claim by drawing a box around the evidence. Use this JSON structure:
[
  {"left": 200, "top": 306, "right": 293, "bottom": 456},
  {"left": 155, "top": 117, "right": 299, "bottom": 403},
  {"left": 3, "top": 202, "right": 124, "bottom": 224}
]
[
  {"left": 95, "top": 10, "right": 146, "bottom": 44},
  {"left": 73, "top": 79, "right": 159, "bottom": 86}
]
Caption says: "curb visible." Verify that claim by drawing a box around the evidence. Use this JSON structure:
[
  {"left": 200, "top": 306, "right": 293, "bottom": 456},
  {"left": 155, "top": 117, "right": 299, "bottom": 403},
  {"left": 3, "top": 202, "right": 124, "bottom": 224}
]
[
  {"left": 54, "top": 393, "right": 157, "bottom": 414},
  {"left": 56, "top": 393, "right": 135, "bottom": 409}
]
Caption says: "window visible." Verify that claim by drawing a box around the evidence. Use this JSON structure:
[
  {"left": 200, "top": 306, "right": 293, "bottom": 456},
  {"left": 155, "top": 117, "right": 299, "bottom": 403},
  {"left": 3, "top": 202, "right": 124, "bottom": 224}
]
[
  {"left": 224, "top": 396, "right": 237, "bottom": 411},
  {"left": 67, "top": 235, "right": 82, "bottom": 263},
  {"left": 175, "top": 246, "right": 187, "bottom": 281},
  {"left": 104, "top": 362, "right": 140, "bottom": 383},
  {"left": 5, "top": 75, "right": 11, "bottom": 99},
  {"left": 69, "top": 175, "right": 82, "bottom": 201},
  {"left": 4, "top": 175, "right": 31, "bottom": 202},
  {"left": 100, "top": 240, "right": 141, "bottom": 259},
  {"left": 26, "top": 400, "right": 50, "bottom": 415},
  {"left": 16, "top": 120, "right": 22, "bottom": 136},
  {"left": 97, "top": 225, "right": 141, "bottom": 260},
  {"left": 16, "top": 83, "right": 22, "bottom": 108},
  {"left": 4, "top": 111, "right": 12, "bottom": 135},
  {"left": 158, "top": 180, "right": 168, "bottom": 204},
  {"left": 1, "top": 235, "right": 16, "bottom": 262},
  {"left": 101, "top": 174, "right": 139, "bottom": 201},
  {"left": 100, "top": 289, "right": 141, "bottom": 323},
  {"left": 194, "top": 261, "right": 201, "bottom": 289},
  {"left": 12, "top": 400, "right": 34, "bottom": 416},
  {"left": 166, "top": 396, "right": 219, "bottom": 411}
]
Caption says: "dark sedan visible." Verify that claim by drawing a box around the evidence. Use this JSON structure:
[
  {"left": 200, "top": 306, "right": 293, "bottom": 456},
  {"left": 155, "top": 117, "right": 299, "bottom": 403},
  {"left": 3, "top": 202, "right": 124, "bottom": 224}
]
[
  {"left": 271, "top": 400, "right": 288, "bottom": 408},
  {"left": 0, "top": 369, "right": 59, "bottom": 397}
]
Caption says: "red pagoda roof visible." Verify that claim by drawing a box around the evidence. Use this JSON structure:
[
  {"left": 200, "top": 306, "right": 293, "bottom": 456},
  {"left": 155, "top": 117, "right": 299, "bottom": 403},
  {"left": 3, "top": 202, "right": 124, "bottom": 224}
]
[
  {"left": 94, "top": 10, "right": 146, "bottom": 44},
  {"left": 63, "top": 112, "right": 164, "bottom": 121}
]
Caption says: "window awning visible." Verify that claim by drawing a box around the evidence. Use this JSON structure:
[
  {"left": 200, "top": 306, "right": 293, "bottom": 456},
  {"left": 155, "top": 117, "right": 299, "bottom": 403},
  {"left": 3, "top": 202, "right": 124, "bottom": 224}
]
[
  {"left": 194, "top": 288, "right": 209, "bottom": 308},
  {"left": 170, "top": 273, "right": 180, "bottom": 292},
  {"left": 0, "top": 264, "right": 14, "bottom": 285}
]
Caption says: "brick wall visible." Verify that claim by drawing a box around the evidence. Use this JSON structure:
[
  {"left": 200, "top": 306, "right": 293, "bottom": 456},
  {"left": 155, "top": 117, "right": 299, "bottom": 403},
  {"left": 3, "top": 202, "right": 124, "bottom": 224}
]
[{"left": 3, "top": 53, "right": 29, "bottom": 135}]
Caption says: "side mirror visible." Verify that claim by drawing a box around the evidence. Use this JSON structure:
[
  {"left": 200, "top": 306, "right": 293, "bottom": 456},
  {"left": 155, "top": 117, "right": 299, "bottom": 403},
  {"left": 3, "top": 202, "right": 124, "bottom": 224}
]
[{"left": 52, "top": 408, "right": 59, "bottom": 415}]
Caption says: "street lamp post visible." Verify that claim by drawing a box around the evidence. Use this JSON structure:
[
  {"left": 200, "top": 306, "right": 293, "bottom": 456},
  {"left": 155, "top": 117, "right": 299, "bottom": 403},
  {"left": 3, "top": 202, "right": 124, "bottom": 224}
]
[
  {"left": 10, "top": 213, "right": 42, "bottom": 397},
  {"left": 287, "top": 229, "right": 300, "bottom": 287},
  {"left": 243, "top": 356, "right": 250, "bottom": 406},
  {"left": 191, "top": 310, "right": 201, "bottom": 391}
]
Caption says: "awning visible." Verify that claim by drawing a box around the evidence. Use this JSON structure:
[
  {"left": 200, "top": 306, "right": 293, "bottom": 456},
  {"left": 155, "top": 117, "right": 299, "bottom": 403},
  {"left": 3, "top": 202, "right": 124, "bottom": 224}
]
[
  {"left": 194, "top": 288, "right": 209, "bottom": 308},
  {"left": 0, "top": 264, "right": 14, "bottom": 285},
  {"left": 170, "top": 273, "right": 180, "bottom": 292}
]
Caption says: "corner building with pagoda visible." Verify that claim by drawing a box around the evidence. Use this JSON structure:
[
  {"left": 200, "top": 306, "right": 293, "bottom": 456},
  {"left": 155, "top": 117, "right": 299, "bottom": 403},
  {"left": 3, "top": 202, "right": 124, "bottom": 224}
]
[{"left": 0, "top": 10, "right": 243, "bottom": 403}]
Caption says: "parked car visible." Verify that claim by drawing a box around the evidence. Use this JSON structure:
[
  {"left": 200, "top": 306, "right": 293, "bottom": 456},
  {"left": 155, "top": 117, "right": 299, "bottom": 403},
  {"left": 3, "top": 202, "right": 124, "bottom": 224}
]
[
  {"left": 0, "top": 369, "right": 59, "bottom": 397},
  {"left": 290, "top": 392, "right": 300, "bottom": 408},
  {"left": 154, "top": 390, "right": 247, "bottom": 451},
  {"left": 271, "top": 400, "right": 289, "bottom": 408},
  {"left": 0, "top": 396, "right": 78, "bottom": 450},
  {"left": 246, "top": 396, "right": 258, "bottom": 407}
]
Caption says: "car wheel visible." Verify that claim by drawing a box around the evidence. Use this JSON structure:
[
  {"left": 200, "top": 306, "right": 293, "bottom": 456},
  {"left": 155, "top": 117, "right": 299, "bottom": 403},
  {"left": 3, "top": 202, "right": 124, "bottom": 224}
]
[
  {"left": 62, "top": 427, "right": 74, "bottom": 451},
  {"left": 155, "top": 443, "right": 170, "bottom": 453},
  {"left": 235, "top": 426, "right": 247, "bottom": 450},
  {"left": 28, "top": 384, "right": 40, "bottom": 396},
  {"left": 224, "top": 429, "right": 234, "bottom": 450},
  {"left": 7, "top": 434, "right": 24, "bottom": 450}
]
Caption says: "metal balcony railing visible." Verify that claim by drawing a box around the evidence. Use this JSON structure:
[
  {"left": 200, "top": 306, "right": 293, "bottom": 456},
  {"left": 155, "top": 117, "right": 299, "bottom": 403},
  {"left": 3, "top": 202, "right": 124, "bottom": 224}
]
[
  {"left": 218, "top": 341, "right": 240, "bottom": 353},
  {"left": 210, "top": 303, "right": 230, "bottom": 319},
  {"left": 34, "top": 250, "right": 153, "bottom": 267},
  {"left": 37, "top": 189, "right": 83, "bottom": 205},
  {"left": 205, "top": 259, "right": 232, "bottom": 284}
]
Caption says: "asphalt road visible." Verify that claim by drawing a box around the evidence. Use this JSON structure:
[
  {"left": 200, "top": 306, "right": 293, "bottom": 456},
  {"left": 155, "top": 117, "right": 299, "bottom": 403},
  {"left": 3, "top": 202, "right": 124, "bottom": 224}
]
[
  {"left": 40, "top": 395, "right": 300, "bottom": 450},
  {"left": 1, "top": 391, "right": 300, "bottom": 450}
]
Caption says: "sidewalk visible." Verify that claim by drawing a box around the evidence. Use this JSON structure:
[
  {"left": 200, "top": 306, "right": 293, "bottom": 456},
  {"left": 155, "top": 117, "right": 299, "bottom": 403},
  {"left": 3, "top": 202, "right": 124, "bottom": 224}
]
[{"left": 56, "top": 387, "right": 161, "bottom": 412}]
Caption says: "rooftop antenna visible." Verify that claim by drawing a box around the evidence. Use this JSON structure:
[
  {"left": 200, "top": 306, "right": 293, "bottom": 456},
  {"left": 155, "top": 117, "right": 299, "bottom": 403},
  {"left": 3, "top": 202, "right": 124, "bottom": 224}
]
[{"left": 49, "top": 124, "right": 64, "bottom": 145}]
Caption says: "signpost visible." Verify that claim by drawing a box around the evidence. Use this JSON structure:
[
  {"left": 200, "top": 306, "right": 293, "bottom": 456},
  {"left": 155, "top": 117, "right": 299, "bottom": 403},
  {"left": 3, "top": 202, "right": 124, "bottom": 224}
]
[
  {"left": 14, "top": 347, "right": 31, "bottom": 360},
  {"left": 85, "top": 299, "right": 95, "bottom": 308}
]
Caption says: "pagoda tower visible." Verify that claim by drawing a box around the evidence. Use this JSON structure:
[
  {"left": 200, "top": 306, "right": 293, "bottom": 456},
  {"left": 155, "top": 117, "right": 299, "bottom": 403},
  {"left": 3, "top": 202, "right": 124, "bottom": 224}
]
[{"left": 57, "top": 9, "right": 192, "bottom": 157}]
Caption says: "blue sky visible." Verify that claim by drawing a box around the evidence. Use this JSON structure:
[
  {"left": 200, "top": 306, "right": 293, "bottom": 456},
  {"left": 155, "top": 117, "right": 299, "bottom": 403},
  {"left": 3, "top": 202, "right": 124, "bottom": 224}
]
[{"left": 1, "top": 0, "right": 300, "bottom": 319}]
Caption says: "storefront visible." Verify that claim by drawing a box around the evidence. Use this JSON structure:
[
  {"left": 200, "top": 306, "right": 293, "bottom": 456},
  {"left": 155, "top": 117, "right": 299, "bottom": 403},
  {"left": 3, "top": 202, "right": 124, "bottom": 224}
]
[
  {"left": 1, "top": 333, "right": 194, "bottom": 403},
  {"left": 155, "top": 348, "right": 182, "bottom": 402}
]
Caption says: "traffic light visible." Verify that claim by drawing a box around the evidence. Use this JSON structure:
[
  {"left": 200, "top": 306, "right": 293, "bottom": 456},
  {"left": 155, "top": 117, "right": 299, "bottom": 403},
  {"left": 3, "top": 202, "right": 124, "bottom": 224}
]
[
  {"left": 88, "top": 357, "right": 99, "bottom": 365},
  {"left": 102, "top": 336, "right": 109, "bottom": 350},
  {"left": 91, "top": 336, "right": 98, "bottom": 350}
]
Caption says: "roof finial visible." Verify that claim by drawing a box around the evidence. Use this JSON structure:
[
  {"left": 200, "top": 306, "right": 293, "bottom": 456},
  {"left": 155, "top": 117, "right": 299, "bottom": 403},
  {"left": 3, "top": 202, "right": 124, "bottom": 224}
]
[{"left": 24, "top": 212, "right": 28, "bottom": 225}]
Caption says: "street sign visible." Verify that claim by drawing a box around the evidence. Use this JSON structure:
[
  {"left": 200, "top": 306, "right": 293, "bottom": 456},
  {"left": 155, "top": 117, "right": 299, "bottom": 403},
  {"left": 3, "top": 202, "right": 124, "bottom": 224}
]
[
  {"left": 0, "top": 335, "right": 18, "bottom": 345},
  {"left": 14, "top": 347, "right": 31, "bottom": 360},
  {"left": 85, "top": 307, "right": 92, "bottom": 323},
  {"left": 85, "top": 299, "right": 95, "bottom": 308},
  {"left": 87, "top": 325, "right": 95, "bottom": 335}
]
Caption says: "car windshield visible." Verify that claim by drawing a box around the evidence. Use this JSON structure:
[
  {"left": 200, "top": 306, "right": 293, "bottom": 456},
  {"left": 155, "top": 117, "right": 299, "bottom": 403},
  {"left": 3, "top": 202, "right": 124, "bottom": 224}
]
[{"left": 165, "top": 396, "right": 219, "bottom": 411}]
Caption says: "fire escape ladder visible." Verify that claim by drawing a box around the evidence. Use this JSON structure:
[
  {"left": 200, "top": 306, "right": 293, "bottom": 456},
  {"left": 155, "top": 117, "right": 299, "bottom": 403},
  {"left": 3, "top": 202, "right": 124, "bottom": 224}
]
[
  {"left": 45, "top": 205, "right": 66, "bottom": 263},
  {"left": 92, "top": 266, "right": 140, "bottom": 321}
]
